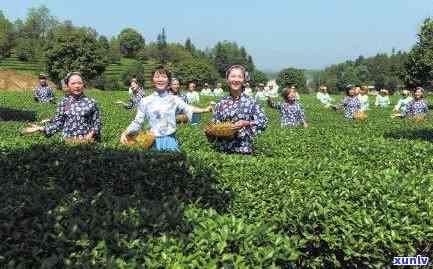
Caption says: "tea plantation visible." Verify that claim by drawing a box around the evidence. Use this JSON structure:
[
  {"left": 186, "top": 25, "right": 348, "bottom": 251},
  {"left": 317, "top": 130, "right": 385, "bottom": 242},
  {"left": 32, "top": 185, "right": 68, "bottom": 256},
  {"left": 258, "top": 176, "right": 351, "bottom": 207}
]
[{"left": 1, "top": 90, "right": 433, "bottom": 268}]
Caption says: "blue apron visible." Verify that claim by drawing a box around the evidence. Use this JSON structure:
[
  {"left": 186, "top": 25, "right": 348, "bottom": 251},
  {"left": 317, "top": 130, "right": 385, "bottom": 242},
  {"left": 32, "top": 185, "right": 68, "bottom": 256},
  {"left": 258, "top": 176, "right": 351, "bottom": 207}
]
[{"left": 152, "top": 133, "right": 179, "bottom": 151}]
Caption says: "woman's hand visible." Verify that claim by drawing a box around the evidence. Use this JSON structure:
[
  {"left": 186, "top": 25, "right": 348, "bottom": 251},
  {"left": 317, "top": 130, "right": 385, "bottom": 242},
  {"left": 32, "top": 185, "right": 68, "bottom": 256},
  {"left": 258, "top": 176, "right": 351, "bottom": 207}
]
[
  {"left": 232, "top": 120, "right": 251, "bottom": 129},
  {"left": 120, "top": 131, "right": 130, "bottom": 144},
  {"left": 22, "top": 124, "right": 43, "bottom": 135},
  {"left": 303, "top": 122, "right": 309, "bottom": 128}
]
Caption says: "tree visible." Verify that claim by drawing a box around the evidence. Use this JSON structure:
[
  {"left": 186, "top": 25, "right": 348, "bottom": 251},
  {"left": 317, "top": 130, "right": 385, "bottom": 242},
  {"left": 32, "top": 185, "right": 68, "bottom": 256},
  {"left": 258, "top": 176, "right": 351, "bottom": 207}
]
[
  {"left": 164, "top": 44, "right": 194, "bottom": 63},
  {"left": 138, "top": 43, "right": 193, "bottom": 64},
  {"left": 374, "top": 73, "right": 388, "bottom": 90},
  {"left": 121, "top": 61, "right": 145, "bottom": 87},
  {"left": 14, "top": 5, "right": 58, "bottom": 61},
  {"left": 403, "top": 18, "right": 433, "bottom": 89},
  {"left": 15, "top": 38, "right": 34, "bottom": 61},
  {"left": 387, "top": 76, "right": 400, "bottom": 92},
  {"left": 246, "top": 55, "right": 255, "bottom": 72},
  {"left": 336, "top": 66, "right": 360, "bottom": 90},
  {"left": 212, "top": 41, "right": 255, "bottom": 77},
  {"left": 185, "top": 37, "right": 194, "bottom": 53},
  {"left": 22, "top": 5, "right": 58, "bottom": 40},
  {"left": 118, "top": 28, "right": 145, "bottom": 58},
  {"left": 45, "top": 27, "right": 108, "bottom": 86},
  {"left": 318, "top": 50, "right": 408, "bottom": 91},
  {"left": 156, "top": 28, "right": 169, "bottom": 64},
  {"left": 0, "top": 11, "right": 15, "bottom": 59},
  {"left": 157, "top": 28, "right": 167, "bottom": 50},
  {"left": 250, "top": 70, "right": 268, "bottom": 87},
  {"left": 355, "top": 65, "right": 370, "bottom": 84},
  {"left": 367, "top": 54, "right": 389, "bottom": 86},
  {"left": 170, "top": 58, "right": 219, "bottom": 87},
  {"left": 276, "top": 67, "right": 307, "bottom": 91},
  {"left": 98, "top": 35, "right": 110, "bottom": 51},
  {"left": 97, "top": 35, "right": 110, "bottom": 62},
  {"left": 108, "top": 37, "right": 122, "bottom": 63}
]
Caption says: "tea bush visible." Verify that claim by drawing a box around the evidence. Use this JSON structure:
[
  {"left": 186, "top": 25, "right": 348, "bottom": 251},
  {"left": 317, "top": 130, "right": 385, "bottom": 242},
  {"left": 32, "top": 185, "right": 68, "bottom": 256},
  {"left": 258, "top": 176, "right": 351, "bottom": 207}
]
[{"left": 1, "top": 91, "right": 433, "bottom": 268}]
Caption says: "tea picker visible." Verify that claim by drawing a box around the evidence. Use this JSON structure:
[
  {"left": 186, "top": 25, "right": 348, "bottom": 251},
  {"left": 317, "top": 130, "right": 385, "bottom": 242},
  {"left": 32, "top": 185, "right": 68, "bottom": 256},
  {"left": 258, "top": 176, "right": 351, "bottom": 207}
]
[
  {"left": 22, "top": 72, "right": 101, "bottom": 144},
  {"left": 205, "top": 65, "right": 267, "bottom": 154}
]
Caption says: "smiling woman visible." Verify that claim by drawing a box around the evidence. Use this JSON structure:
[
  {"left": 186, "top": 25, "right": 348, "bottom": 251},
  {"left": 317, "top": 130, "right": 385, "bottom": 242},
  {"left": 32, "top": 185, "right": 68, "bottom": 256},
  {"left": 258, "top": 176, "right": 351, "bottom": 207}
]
[
  {"left": 205, "top": 65, "right": 268, "bottom": 154},
  {"left": 21, "top": 72, "right": 102, "bottom": 143},
  {"left": 120, "top": 66, "right": 211, "bottom": 151}
]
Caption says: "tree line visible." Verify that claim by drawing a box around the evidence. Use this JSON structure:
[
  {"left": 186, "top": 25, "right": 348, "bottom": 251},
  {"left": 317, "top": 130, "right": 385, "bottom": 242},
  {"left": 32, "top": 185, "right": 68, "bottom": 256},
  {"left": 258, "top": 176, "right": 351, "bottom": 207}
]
[
  {"left": 0, "top": 6, "right": 268, "bottom": 89},
  {"left": 1, "top": 6, "right": 432, "bottom": 92},
  {"left": 308, "top": 18, "right": 433, "bottom": 93}
]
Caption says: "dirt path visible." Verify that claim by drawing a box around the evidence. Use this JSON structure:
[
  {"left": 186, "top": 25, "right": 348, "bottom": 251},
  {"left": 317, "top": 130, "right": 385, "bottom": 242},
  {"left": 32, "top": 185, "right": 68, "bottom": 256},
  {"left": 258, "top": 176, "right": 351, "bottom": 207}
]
[{"left": 0, "top": 70, "right": 56, "bottom": 91}]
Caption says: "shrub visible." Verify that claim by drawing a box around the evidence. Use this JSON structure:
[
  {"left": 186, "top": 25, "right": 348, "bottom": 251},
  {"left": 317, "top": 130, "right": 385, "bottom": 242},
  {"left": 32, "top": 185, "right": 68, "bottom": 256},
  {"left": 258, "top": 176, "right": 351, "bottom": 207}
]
[{"left": 1, "top": 91, "right": 433, "bottom": 268}]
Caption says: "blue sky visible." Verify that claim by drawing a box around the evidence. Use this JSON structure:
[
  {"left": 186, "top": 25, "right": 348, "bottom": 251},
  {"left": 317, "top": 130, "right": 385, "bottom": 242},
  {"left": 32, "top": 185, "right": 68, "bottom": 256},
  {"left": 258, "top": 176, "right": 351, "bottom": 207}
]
[{"left": 1, "top": 0, "right": 432, "bottom": 71}]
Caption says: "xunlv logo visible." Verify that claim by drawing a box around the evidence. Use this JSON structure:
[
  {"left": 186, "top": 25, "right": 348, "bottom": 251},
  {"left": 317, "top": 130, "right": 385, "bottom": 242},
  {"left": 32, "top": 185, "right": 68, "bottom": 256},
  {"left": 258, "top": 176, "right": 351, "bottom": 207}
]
[{"left": 393, "top": 255, "right": 429, "bottom": 266}]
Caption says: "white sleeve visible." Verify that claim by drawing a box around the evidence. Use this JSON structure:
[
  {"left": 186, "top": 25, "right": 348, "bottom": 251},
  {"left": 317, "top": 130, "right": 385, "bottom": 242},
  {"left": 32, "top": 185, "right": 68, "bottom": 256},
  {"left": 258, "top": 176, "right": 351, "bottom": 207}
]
[
  {"left": 126, "top": 100, "right": 147, "bottom": 135},
  {"left": 176, "top": 97, "right": 193, "bottom": 122}
]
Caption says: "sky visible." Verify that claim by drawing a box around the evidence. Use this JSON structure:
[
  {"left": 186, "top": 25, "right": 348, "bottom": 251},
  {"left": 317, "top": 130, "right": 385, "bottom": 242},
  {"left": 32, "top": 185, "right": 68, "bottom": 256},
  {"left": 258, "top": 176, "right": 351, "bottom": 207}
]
[{"left": 1, "top": 0, "right": 432, "bottom": 71}]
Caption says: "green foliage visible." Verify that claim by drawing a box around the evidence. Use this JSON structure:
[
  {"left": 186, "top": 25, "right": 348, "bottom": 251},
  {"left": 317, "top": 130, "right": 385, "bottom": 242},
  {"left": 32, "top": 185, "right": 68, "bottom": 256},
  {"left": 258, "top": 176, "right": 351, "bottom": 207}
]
[
  {"left": 102, "top": 59, "right": 157, "bottom": 90},
  {"left": 108, "top": 37, "right": 122, "bottom": 64},
  {"left": 184, "top": 37, "right": 194, "bottom": 53},
  {"left": 20, "top": 5, "right": 58, "bottom": 40},
  {"left": 0, "top": 11, "right": 15, "bottom": 59},
  {"left": 152, "top": 28, "right": 170, "bottom": 64},
  {"left": 88, "top": 74, "right": 124, "bottom": 91},
  {"left": 157, "top": 28, "right": 167, "bottom": 50},
  {"left": 0, "top": 55, "right": 45, "bottom": 75},
  {"left": 319, "top": 52, "right": 408, "bottom": 91},
  {"left": 403, "top": 18, "right": 433, "bottom": 89},
  {"left": 169, "top": 58, "right": 220, "bottom": 87},
  {"left": 139, "top": 43, "right": 195, "bottom": 65},
  {"left": 250, "top": 69, "right": 268, "bottom": 87},
  {"left": 2, "top": 91, "right": 433, "bottom": 268},
  {"left": 14, "top": 38, "right": 38, "bottom": 62},
  {"left": 120, "top": 61, "right": 146, "bottom": 88},
  {"left": 335, "top": 66, "right": 360, "bottom": 90},
  {"left": 45, "top": 27, "right": 109, "bottom": 85},
  {"left": 144, "top": 208, "right": 299, "bottom": 268},
  {"left": 276, "top": 67, "right": 307, "bottom": 90},
  {"left": 12, "top": 5, "right": 58, "bottom": 62},
  {"left": 212, "top": 41, "right": 256, "bottom": 77},
  {"left": 98, "top": 35, "right": 110, "bottom": 51},
  {"left": 118, "top": 28, "right": 145, "bottom": 58},
  {"left": 0, "top": 7, "right": 263, "bottom": 88}
]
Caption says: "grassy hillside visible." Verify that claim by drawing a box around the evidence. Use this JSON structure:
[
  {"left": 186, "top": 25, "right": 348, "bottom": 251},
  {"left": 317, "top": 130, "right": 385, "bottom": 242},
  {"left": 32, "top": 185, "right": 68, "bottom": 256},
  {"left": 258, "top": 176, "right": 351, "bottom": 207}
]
[
  {"left": 0, "top": 56, "right": 158, "bottom": 89},
  {"left": 0, "top": 56, "right": 45, "bottom": 75}
]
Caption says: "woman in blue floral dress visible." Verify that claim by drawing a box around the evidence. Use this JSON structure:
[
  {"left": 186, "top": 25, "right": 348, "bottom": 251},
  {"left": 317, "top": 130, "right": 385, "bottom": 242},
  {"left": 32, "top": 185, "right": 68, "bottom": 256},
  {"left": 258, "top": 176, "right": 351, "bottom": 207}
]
[
  {"left": 115, "top": 78, "right": 145, "bottom": 109},
  {"left": 331, "top": 86, "right": 361, "bottom": 120},
  {"left": 341, "top": 86, "right": 361, "bottom": 120},
  {"left": 268, "top": 88, "right": 308, "bottom": 128},
  {"left": 33, "top": 74, "right": 55, "bottom": 103},
  {"left": 404, "top": 87, "right": 429, "bottom": 118},
  {"left": 206, "top": 65, "right": 267, "bottom": 154},
  {"left": 22, "top": 72, "right": 102, "bottom": 142}
]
